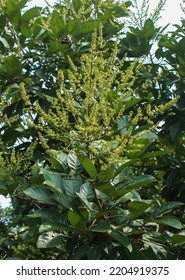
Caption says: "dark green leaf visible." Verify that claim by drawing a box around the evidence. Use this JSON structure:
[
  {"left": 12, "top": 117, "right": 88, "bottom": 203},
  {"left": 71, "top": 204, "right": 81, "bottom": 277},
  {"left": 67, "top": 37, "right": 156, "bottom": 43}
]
[
  {"left": 151, "top": 202, "right": 184, "bottom": 218},
  {"left": 63, "top": 175, "right": 83, "bottom": 198},
  {"left": 155, "top": 216, "right": 182, "bottom": 229},
  {"left": 23, "top": 187, "right": 55, "bottom": 204},
  {"left": 91, "top": 220, "right": 111, "bottom": 232},
  {"left": 68, "top": 210, "right": 86, "bottom": 231},
  {"left": 113, "top": 175, "right": 155, "bottom": 197},
  {"left": 78, "top": 156, "right": 97, "bottom": 179},
  {"left": 87, "top": 246, "right": 102, "bottom": 260},
  {"left": 128, "top": 201, "right": 150, "bottom": 218},
  {"left": 4, "top": 56, "right": 21, "bottom": 77},
  {"left": 39, "top": 222, "right": 73, "bottom": 233},
  {"left": 143, "top": 19, "right": 156, "bottom": 39},
  {"left": 109, "top": 230, "right": 132, "bottom": 252},
  {"left": 171, "top": 234, "right": 185, "bottom": 245}
]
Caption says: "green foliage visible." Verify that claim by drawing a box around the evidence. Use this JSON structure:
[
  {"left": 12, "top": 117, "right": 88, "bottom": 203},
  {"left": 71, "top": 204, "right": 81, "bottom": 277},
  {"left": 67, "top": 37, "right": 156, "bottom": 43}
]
[{"left": 0, "top": 0, "right": 185, "bottom": 260}]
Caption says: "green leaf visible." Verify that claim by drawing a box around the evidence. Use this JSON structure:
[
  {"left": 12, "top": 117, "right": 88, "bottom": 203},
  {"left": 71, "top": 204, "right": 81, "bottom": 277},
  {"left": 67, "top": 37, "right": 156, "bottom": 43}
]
[
  {"left": 142, "top": 150, "right": 172, "bottom": 159},
  {"left": 81, "top": 21, "right": 100, "bottom": 34},
  {"left": 155, "top": 216, "right": 182, "bottom": 229},
  {"left": 109, "top": 230, "right": 132, "bottom": 252},
  {"left": 63, "top": 175, "right": 83, "bottom": 198},
  {"left": 22, "top": 7, "right": 41, "bottom": 23},
  {"left": 68, "top": 210, "right": 86, "bottom": 231},
  {"left": 39, "top": 222, "right": 73, "bottom": 233},
  {"left": 170, "top": 121, "right": 182, "bottom": 141},
  {"left": 0, "top": 36, "right": 10, "bottom": 49},
  {"left": 71, "top": 243, "right": 91, "bottom": 260},
  {"left": 4, "top": 56, "right": 21, "bottom": 77},
  {"left": 114, "top": 160, "right": 134, "bottom": 177},
  {"left": 171, "top": 234, "right": 185, "bottom": 245},
  {"left": 128, "top": 201, "right": 150, "bottom": 218},
  {"left": 0, "top": 181, "right": 8, "bottom": 196},
  {"left": 151, "top": 201, "right": 184, "bottom": 218},
  {"left": 76, "top": 192, "right": 99, "bottom": 216},
  {"left": 34, "top": 208, "right": 65, "bottom": 224},
  {"left": 68, "top": 18, "right": 82, "bottom": 37},
  {"left": 0, "top": 14, "right": 6, "bottom": 30},
  {"left": 37, "top": 232, "right": 64, "bottom": 248},
  {"left": 67, "top": 153, "right": 82, "bottom": 173},
  {"left": 112, "top": 193, "right": 133, "bottom": 207},
  {"left": 113, "top": 175, "right": 155, "bottom": 197},
  {"left": 79, "top": 182, "right": 94, "bottom": 201},
  {"left": 43, "top": 171, "right": 67, "bottom": 198},
  {"left": 52, "top": 193, "right": 73, "bottom": 210},
  {"left": 23, "top": 187, "right": 55, "bottom": 204},
  {"left": 78, "top": 156, "right": 97, "bottom": 179},
  {"left": 72, "top": 0, "right": 82, "bottom": 12},
  {"left": 5, "top": 0, "right": 21, "bottom": 28},
  {"left": 87, "top": 246, "right": 102, "bottom": 260},
  {"left": 50, "top": 11, "right": 66, "bottom": 37},
  {"left": 91, "top": 220, "right": 111, "bottom": 232},
  {"left": 143, "top": 19, "right": 156, "bottom": 39}
]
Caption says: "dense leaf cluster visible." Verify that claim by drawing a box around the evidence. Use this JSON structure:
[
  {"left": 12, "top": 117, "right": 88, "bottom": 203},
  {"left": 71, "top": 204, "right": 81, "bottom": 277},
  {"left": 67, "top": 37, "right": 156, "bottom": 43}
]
[{"left": 0, "top": 0, "right": 185, "bottom": 260}]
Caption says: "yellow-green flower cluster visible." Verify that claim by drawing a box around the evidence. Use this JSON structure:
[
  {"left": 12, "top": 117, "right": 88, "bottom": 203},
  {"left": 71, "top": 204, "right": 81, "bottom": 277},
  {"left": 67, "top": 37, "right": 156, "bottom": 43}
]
[
  {"left": 19, "top": 31, "right": 179, "bottom": 166},
  {"left": 0, "top": 142, "right": 37, "bottom": 180}
]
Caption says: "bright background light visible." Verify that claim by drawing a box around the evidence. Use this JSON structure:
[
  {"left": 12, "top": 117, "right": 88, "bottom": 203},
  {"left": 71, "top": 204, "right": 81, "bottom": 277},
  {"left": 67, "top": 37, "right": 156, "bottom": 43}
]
[{"left": 27, "top": 0, "right": 184, "bottom": 26}]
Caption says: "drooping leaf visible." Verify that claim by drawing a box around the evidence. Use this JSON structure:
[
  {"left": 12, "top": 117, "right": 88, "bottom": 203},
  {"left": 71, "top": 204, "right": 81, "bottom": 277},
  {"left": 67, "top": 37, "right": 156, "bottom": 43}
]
[
  {"left": 71, "top": 243, "right": 92, "bottom": 260},
  {"left": 87, "top": 246, "right": 102, "bottom": 260},
  {"left": 37, "top": 232, "right": 64, "bottom": 248},
  {"left": 23, "top": 187, "right": 55, "bottom": 204},
  {"left": 68, "top": 210, "right": 86, "bottom": 229},
  {"left": 155, "top": 216, "right": 182, "bottom": 229},
  {"left": 79, "top": 182, "right": 94, "bottom": 201},
  {"left": 22, "top": 7, "right": 41, "bottom": 23},
  {"left": 151, "top": 202, "right": 184, "bottom": 218},
  {"left": 128, "top": 201, "right": 150, "bottom": 218},
  {"left": 67, "top": 153, "right": 82, "bottom": 173},
  {"left": 4, "top": 56, "right": 21, "bottom": 77},
  {"left": 109, "top": 230, "right": 132, "bottom": 252},
  {"left": 63, "top": 175, "right": 83, "bottom": 198},
  {"left": 113, "top": 175, "right": 156, "bottom": 197},
  {"left": 143, "top": 19, "right": 156, "bottom": 39},
  {"left": 91, "top": 220, "right": 111, "bottom": 233},
  {"left": 171, "top": 234, "right": 185, "bottom": 245},
  {"left": 78, "top": 156, "right": 97, "bottom": 179},
  {"left": 39, "top": 222, "right": 73, "bottom": 233}
]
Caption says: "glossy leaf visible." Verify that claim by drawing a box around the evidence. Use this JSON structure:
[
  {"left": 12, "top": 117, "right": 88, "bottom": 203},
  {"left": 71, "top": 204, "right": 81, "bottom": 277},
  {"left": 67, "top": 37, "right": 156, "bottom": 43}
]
[
  {"left": 23, "top": 187, "right": 55, "bottom": 204},
  {"left": 151, "top": 202, "right": 184, "bottom": 218},
  {"left": 155, "top": 216, "right": 182, "bottom": 229},
  {"left": 39, "top": 222, "right": 73, "bottom": 233},
  {"left": 128, "top": 201, "right": 150, "bottom": 218},
  {"left": 78, "top": 156, "right": 97, "bottom": 179},
  {"left": 37, "top": 232, "right": 64, "bottom": 248},
  {"left": 171, "top": 234, "right": 185, "bottom": 245},
  {"left": 109, "top": 230, "right": 132, "bottom": 252},
  {"left": 91, "top": 220, "right": 111, "bottom": 233}
]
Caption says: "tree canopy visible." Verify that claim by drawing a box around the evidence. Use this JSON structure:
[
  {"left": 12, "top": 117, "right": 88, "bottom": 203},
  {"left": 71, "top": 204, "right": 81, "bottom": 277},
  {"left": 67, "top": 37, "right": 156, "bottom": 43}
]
[{"left": 0, "top": 0, "right": 185, "bottom": 260}]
